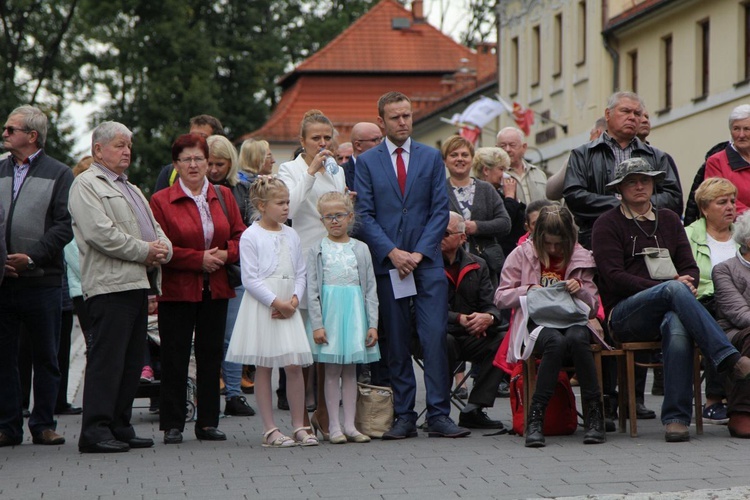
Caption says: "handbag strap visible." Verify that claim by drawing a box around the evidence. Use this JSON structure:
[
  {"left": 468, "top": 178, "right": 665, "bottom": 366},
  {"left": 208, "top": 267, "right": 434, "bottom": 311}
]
[{"left": 213, "top": 184, "right": 229, "bottom": 219}]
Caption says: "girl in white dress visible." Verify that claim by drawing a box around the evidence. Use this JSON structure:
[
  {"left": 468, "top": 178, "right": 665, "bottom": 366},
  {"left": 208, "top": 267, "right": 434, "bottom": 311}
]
[
  {"left": 307, "top": 192, "right": 380, "bottom": 443},
  {"left": 226, "top": 177, "right": 317, "bottom": 447}
]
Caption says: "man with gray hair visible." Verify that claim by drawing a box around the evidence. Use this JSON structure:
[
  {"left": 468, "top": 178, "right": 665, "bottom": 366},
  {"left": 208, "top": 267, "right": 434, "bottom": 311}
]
[
  {"left": 0, "top": 105, "right": 74, "bottom": 447},
  {"left": 563, "top": 91, "right": 683, "bottom": 249},
  {"left": 69, "top": 121, "right": 172, "bottom": 453},
  {"left": 496, "top": 126, "right": 547, "bottom": 205}
]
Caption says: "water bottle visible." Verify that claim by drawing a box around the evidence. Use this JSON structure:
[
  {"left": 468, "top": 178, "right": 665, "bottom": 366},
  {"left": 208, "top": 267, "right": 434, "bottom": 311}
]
[{"left": 324, "top": 155, "right": 339, "bottom": 176}]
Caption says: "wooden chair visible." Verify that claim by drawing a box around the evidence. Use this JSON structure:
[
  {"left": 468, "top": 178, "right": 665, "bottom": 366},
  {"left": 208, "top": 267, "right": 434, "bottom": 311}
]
[{"left": 616, "top": 341, "right": 703, "bottom": 437}]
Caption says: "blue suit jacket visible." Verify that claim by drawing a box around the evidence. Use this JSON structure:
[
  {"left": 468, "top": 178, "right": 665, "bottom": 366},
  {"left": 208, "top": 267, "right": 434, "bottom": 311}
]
[{"left": 354, "top": 139, "right": 449, "bottom": 276}]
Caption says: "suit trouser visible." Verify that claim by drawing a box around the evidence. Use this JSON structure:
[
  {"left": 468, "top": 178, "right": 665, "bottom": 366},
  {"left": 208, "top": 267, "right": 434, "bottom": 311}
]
[
  {"left": 79, "top": 289, "right": 147, "bottom": 447},
  {"left": 377, "top": 267, "right": 450, "bottom": 422},
  {"left": 446, "top": 332, "right": 503, "bottom": 408}
]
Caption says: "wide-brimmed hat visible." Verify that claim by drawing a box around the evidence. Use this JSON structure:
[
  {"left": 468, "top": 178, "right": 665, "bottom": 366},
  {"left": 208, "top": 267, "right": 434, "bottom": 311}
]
[{"left": 605, "top": 157, "right": 665, "bottom": 190}]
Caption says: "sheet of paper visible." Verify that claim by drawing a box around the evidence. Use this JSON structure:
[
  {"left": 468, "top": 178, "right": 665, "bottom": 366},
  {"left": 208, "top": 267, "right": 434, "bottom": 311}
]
[{"left": 389, "top": 269, "right": 417, "bottom": 299}]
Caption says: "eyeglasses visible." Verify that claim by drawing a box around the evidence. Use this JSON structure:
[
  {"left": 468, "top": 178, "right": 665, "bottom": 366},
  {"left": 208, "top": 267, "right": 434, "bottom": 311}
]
[
  {"left": 443, "top": 231, "right": 462, "bottom": 238},
  {"left": 360, "top": 136, "right": 383, "bottom": 143},
  {"left": 176, "top": 156, "right": 206, "bottom": 165},
  {"left": 320, "top": 212, "right": 350, "bottom": 223},
  {"left": 2, "top": 126, "right": 32, "bottom": 135}
]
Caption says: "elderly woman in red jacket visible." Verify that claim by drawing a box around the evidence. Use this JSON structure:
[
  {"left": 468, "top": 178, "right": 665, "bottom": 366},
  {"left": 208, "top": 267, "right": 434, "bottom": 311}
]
[{"left": 150, "top": 134, "right": 246, "bottom": 445}]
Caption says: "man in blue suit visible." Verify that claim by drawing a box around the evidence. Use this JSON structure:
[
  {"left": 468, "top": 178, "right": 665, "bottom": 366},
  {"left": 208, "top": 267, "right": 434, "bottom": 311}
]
[{"left": 354, "top": 91, "right": 470, "bottom": 439}]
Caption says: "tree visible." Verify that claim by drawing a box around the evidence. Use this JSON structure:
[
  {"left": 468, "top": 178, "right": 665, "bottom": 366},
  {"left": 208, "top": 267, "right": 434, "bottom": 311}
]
[
  {"left": 460, "top": 0, "right": 498, "bottom": 48},
  {"left": 0, "top": 0, "right": 87, "bottom": 164}
]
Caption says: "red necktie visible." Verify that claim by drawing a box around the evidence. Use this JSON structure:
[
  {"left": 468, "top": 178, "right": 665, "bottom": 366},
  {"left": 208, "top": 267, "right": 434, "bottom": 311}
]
[{"left": 395, "top": 147, "right": 406, "bottom": 195}]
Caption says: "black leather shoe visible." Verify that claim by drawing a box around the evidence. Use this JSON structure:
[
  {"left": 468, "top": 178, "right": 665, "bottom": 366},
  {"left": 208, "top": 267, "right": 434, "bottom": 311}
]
[
  {"left": 427, "top": 415, "right": 471, "bottom": 438},
  {"left": 55, "top": 403, "right": 83, "bottom": 415},
  {"left": 0, "top": 432, "right": 22, "bottom": 447},
  {"left": 164, "top": 429, "right": 183, "bottom": 444},
  {"left": 458, "top": 408, "right": 505, "bottom": 429},
  {"left": 79, "top": 439, "right": 130, "bottom": 453},
  {"left": 635, "top": 402, "right": 656, "bottom": 420},
  {"left": 195, "top": 427, "right": 226, "bottom": 441},
  {"left": 382, "top": 418, "right": 418, "bottom": 440},
  {"left": 128, "top": 437, "right": 154, "bottom": 448}
]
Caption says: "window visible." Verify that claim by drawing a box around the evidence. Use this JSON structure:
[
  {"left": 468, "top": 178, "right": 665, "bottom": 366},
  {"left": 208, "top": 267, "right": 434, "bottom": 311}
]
[
  {"left": 663, "top": 35, "right": 673, "bottom": 110},
  {"left": 553, "top": 13, "right": 563, "bottom": 77},
  {"left": 629, "top": 50, "right": 638, "bottom": 94},
  {"left": 510, "top": 36, "right": 519, "bottom": 95},
  {"left": 531, "top": 25, "right": 541, "bottom": 86},
  {"left": 576, "top": 1, "right": 587, "bottom": 65},
  {"left": 698, "top": 19, "right": 710, "bottom": 97}
]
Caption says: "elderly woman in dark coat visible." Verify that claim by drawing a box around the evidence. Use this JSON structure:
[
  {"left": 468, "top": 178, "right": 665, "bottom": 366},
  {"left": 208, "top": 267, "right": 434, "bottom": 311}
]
[{"left": 712, "top": 210, "right": 750, "bottom": 438}]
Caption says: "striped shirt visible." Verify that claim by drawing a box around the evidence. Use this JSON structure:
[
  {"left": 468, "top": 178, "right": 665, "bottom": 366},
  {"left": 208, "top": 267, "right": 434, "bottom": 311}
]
[
  {"left": 12, "top": 149, "right": 42, "bottom": 200},
  {"left": 603, "top": 132, "right": 637, "bottom": 172}
]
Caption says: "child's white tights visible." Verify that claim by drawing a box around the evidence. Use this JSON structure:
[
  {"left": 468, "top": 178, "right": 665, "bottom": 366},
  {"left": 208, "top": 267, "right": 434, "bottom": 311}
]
[
  {"left": 324, "top": 363, "right": 359, "bottom": 437},
  {"left": 256, "top": 365, "right": 306, "bottom": 437}
]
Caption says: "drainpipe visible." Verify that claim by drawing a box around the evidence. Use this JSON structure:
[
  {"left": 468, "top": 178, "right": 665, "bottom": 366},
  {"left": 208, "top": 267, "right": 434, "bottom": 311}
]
[{"left": 601, "top": 0, "right": 619, "bottom": 92}]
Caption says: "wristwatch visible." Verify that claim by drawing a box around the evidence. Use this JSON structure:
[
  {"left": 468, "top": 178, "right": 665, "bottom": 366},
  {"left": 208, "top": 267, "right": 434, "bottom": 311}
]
[{"left": 27, "top": 257, "right": 35, "bottom": 270}]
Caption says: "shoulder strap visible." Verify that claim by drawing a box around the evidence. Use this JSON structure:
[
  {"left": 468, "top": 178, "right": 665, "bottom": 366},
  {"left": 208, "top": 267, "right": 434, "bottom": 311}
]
[
  {"left": 213, "top": 184, "right": 229, "bottom": 218},
  {"left": 168, "top": 166, "right": 178, "bottom": 186}
]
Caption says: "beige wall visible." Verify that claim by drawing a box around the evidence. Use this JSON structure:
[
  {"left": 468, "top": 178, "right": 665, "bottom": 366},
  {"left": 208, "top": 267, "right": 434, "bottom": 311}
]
[
  {"left": 497, "top": 0, "right": 750, "bottom": 200},
  {"left": 613, "top": 0, "right": 750, "bottom": 192}
]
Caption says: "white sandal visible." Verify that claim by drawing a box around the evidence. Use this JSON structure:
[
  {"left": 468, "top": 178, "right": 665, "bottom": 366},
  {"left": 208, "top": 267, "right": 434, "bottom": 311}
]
[
  {"left": 262, "top": 427, "right": 295, "bottom": 448},
  {"left": 293, "top": 427, "right": 319, "bottom": 446}
]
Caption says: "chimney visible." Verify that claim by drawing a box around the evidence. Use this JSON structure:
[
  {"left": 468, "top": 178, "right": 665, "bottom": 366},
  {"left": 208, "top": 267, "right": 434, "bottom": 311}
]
[{"left": 412, "top": 0, "right": 425, "bottom": 23}]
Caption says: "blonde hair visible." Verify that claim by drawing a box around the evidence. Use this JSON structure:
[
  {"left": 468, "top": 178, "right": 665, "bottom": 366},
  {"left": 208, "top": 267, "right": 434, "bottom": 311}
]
[
  {"left": 72, "top": 155, "right": 94, "bottom": 177},
  {"left": 248, "top": 176, "right": 288, "bottom": 220},
  {"left": 207, "top": 135, "right": 239, "bottom": 186},
  {"left": 300, "top": 109, "right": 333, "bottom": 139},
  {"left": 532, "top": 206, "right": 578, "bottom": 270},
  {"left": 695, "top": 177, "right": 738, "bottom": 216},
  {"left": 316, "top": 191, "right": 354, "bottom": 214},
  {"left": 471, "top": 147, "right": 510, "bottom": 179},
  {"left": 238, "top": 139, "right": 269, "bottom": 175}
]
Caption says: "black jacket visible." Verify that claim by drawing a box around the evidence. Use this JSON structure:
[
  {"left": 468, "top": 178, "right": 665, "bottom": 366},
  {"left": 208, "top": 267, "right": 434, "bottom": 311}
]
[
  {"left": 563, "top": 134, "right": 683, "bottom": 248},
  {"left": 444, "top": 247, "right": 502, "bottom": 337}
]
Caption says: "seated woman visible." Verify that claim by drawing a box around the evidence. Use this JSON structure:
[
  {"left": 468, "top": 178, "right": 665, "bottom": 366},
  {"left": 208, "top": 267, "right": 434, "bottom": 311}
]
[
  {"left": 495, "top": 206, "right": 605, "bottom": 447},
  {"left": 713, "top": 211, "right": 750, "bottom": 438},
  {"left": 685, "top": 177, "right": 739, "bottom": 424},
  {"left": 592, "top": 158, "right": 750, "bottom": 443}
]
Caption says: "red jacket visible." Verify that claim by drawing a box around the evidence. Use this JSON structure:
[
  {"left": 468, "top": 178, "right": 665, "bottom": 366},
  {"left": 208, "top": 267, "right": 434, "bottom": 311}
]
[{"left": 150, "top": 182, "right": 246, "bottom": 302}]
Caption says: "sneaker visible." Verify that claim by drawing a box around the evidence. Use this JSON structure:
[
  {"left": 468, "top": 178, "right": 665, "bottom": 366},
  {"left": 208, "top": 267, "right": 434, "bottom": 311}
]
[
  {"left": 454, "top": 387, "right": 468, "bottom": 400},
  {"left": 224, "top": 396, "right": 256, "bottom": 417},
  {"left": 702, "top": 402, "right": 729, "bottom": 425},
  {"left": 140, "top": 366, "right": 154, "bottom": 383},
  {"left": 496, "top": 380, "right": 510, "bottom": 398}
]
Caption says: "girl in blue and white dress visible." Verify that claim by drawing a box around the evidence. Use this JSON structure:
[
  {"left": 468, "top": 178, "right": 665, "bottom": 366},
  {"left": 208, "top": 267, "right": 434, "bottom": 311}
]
[
  {"left": 226, "top": 177, "right": 317, "bottom": 448},
  {"left": 307, "top": 191, "right": 380, "bottom": 444}
]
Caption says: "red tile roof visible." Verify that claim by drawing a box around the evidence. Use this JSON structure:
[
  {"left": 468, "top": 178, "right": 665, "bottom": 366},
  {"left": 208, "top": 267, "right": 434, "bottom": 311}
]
[{"left": 242, "top": 0, "right": 497, "bottom": 144}]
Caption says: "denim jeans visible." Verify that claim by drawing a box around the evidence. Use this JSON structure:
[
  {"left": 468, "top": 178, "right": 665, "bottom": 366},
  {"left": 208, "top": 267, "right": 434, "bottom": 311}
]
[
  {"left": 0, "top": 284, "right": 62, "bottom": 439},
  {"left": 221, "top": 286, "right": 244, "bottom": 399},
  {"left": 610, "top": 281, "right": 739, "bottom": 425}
]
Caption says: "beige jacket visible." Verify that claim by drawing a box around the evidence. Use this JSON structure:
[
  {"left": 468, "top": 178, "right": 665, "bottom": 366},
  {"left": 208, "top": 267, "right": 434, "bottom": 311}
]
[{"left": 68, "top": 166, "right": 172, "bottom": 299}]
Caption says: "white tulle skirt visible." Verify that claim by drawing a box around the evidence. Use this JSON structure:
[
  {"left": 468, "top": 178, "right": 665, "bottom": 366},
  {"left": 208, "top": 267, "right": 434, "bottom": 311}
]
[{"left": 226, "top": 278, "right": 313, "bottom": 368}]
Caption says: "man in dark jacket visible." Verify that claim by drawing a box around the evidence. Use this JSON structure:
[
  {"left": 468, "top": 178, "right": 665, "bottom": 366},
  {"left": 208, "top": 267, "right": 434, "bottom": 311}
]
[
  {"left": 0, "top": 106, "right": 74, "bottom": 447},
  {"left": 563, "top": 91, "right": 683, "bottom": 249},
  {"left": 442, "top": 212, "right": 506, "bottom": 430}
]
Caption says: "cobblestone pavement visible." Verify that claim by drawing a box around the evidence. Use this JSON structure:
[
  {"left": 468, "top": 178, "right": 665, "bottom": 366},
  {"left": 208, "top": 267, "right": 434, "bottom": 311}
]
[{"left": 1, "top": 325, "right": 748, "bottom": 500}]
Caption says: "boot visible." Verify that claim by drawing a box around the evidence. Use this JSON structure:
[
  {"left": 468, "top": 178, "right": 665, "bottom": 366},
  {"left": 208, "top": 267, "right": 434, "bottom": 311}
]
[
  {"left": 525, "top": 403, "right": 546, "bottom": 448},
  {"left": 583, "top": 398, "right": 607, "bottom": 444}
]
